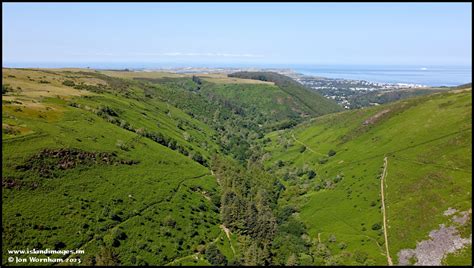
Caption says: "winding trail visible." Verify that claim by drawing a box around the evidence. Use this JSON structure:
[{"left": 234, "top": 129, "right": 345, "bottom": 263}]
[
  {"left": 220, "top": 224, "right": 236, "bottom": 255},
  {"left": 166, "top": 223, "right": 234, "bottom": 265},
  {"left": 165, "top": 253, "right": 200, "bottom": 266},
  {"left": 380, "top": 156, "right": 393, "bottom": 266}
]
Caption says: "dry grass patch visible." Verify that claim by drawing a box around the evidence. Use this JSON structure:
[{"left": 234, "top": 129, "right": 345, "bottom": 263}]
[
  {"left": 100, "top": 70, "right": 187, "bottom": 80},
  {"left": 199, "top": 73, "right": 275, "bottom": 85}
]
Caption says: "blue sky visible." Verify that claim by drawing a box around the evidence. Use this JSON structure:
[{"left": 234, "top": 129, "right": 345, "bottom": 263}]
[{"left": 2, "top": 3, "right": 472, "bottom": 66}]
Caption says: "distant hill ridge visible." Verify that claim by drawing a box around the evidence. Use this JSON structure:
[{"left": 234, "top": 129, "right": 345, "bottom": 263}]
[{"left": 228, "top": 71, "right": 343, "bottom": 116}]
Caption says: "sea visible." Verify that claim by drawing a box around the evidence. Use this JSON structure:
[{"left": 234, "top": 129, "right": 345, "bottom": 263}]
[
  {"left": 291, "top": 65, "right": 472, "bottom": 87},
  {"left": 3, "top": 62, "right": 471, "bottom": 87}
]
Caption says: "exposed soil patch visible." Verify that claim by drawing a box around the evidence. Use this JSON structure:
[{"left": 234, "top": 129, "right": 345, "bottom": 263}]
[
  {"left": 397, "top": 209, "right": 472, "bottom": 265},
  {"left": 16, "top": 148, "right": 139, "bottom": 178}
]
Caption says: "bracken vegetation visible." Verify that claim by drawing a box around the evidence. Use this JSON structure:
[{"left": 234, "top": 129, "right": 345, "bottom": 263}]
[{"left": 2, "top": 67, "right": 471, "bottom": 266}]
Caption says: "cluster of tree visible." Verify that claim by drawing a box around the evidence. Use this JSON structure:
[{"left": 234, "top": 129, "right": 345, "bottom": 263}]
[
  {"left": 211, "top": 156, "right": 279, "bottom": 265},
  {"left": 134, "top": 77, "right": 198, "bottom": 92},
  {"left": 62, "top": 78, "right": 110, "bottom": 93},
  {"left": 138, "top": 129, "right": 207, "bottom": 167},
  {"left": 62, "top": 71, "right": 136, "bottom": 97},
  {"left": 135, "top": 73, "right": 337, "bottom": 165},
  {"left": 92, "top": 105, "right": 208, "bottom": 167},
  {"left": 135, "top": 79, "right": 267, "bottom": 163},
  {"left": 271, "top": 206, "right": 312, "bottom": 265},
  {"left": 210, "top": 155, "right": 315, "bottom": 265},
  {"left": 266, "top": 118, "right": 299, "bottom": 131}
]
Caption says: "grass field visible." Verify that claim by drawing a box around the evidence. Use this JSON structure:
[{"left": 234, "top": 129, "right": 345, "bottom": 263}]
[{"left": 263, "top": 89, "right": 472, "bottom": 265}]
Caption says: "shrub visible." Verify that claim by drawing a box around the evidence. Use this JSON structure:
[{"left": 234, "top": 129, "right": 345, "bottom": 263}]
[
  {"left": 2, "top": 125, "right": 19, "bottom": 135},
  {"left": 116, "top": 140, "right": 129, "bottom": 151},
  {"left": 62, "top": 80, "right": 76, "bottom": 87},
  {"left": 319, "top": 158, "right": 328, "bottom": 164},
  {"left": 113, "top": 229, "right": 127, "bottom": 240},
  {"left": 204, "top": 244, "right": 227, "bottom": 266},
  {"left": 299, "top": 146, "right": 306, "bottom": 153},
  {"left": 371, "top": 223, "right": 382, "bottom": 230},
  {"left": 328, "top": 149, "right": 336, "bottom": 157},
  {"left": 314, "top": 243, "right": 331, "bottom": 259},
  {"left": 111, "top": 239, "right": 120, "bottom": 247},
  {"left": 95, "top": 247, "right": 120, "bottom": 265},
  {"left": 164, "top": 216, "right": 176, "bottom": 228},
  {"left": 307, "top": 170, "right": 316, "bottom": 179},
  {"left": 314, "top": 183, "right": 323, "bottom": 191},
  {"left": 338, "top": 242, "right": 347, "bottom": 249},
  {"left": 276, "top": 205, "right": 297, "bottom": 223},
  {"left": 2, "top": 84, "right": 12, "bottom": 95},
  {"left": 296, "top": 168, "right": 305, "bottom": 177},
  {"left": 354, "top": 250, "right": 368, "bottom": 263},
  {"left": 192, "top": 152, "right": 207, "bottom": 166},
  {"left": 183, "top": 131, "right": 191, "bottom": 141},
  {"left": 198, "top": 203, "right": 207, "bottom": 211},
  {"left": 97, "top": 106, "right": 119, "bottom": 117},
  {"left": 54, "top": 241, "right": 66, "bottom": 250},
  {"left": 192, "top": 75, "right": 202, "bottom": 85},
  {"left": 276, "top": 160, "right": 284, "bottom": 167},
  {"left": 110, "top": 213, "right": 122, "bottom": 222}
]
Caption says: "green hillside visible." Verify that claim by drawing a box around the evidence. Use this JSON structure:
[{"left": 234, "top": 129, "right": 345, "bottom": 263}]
[
  {"left": 2, "top": 68, "right": 471, "bottom": 266},
  {"left": 228, "top": 71, "right": 343, "bottom": 117},
  {"left": 1, "top": 68, "right": 227, "bottom": 265},
  {"left": 263, "top": 89, "right": 472, "bottom": 265},
  {"left": 3, "top": 68, "right": 342, "bottom": 266}
]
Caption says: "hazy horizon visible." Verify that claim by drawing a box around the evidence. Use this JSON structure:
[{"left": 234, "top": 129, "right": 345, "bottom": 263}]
[
  {"left": 3, "top": 3, "right": 472, "bottom": 66},
  {"left": 2, "top": 61, "right": 472, "bottom": 69}
]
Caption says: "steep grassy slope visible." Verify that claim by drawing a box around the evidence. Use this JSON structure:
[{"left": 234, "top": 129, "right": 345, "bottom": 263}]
[
  {"left": 348, "top": 86, "right": 451, "bottom": 109},
  {"left": 228, "top": 71, "right": 343, "bottom": 117},
  {"left": 263, "top": 89, "right": 472, "bottom": 265},
  {"left": 2, "top": 68, "right": 230, "bottom": 265}
]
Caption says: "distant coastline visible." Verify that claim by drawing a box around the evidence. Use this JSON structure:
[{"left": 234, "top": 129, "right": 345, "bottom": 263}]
[
  {"left": 3, "top": 62, "right": 471, "bottom": 87},
  {"left": 293, "top": 65, "right": 472, "bottom": 87}
]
